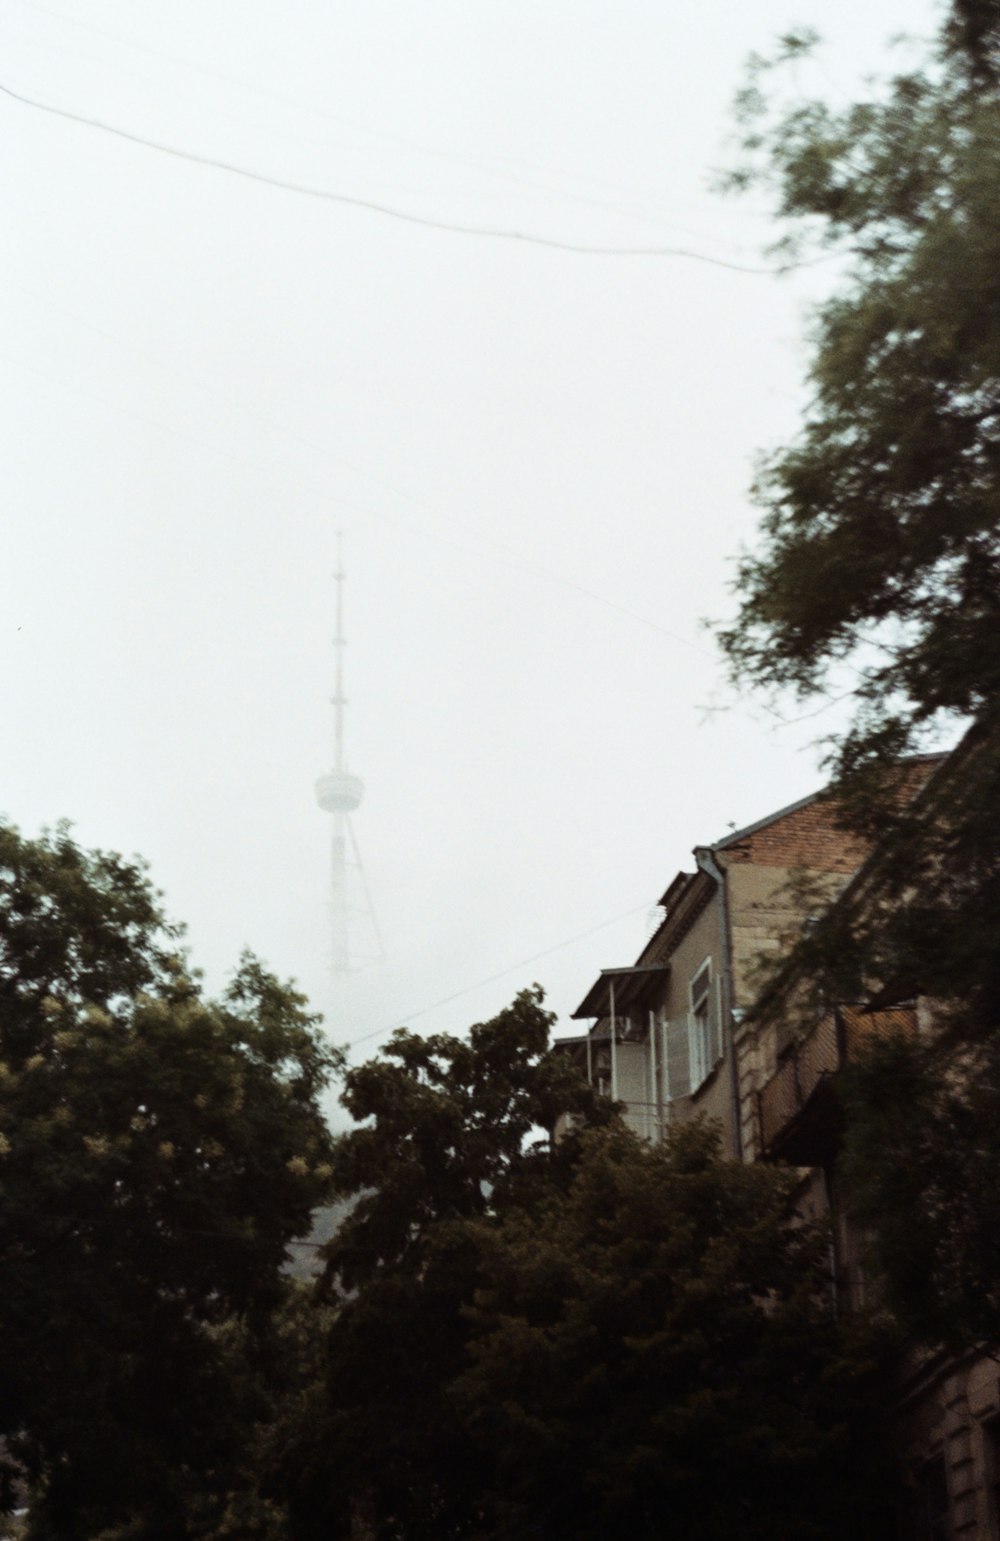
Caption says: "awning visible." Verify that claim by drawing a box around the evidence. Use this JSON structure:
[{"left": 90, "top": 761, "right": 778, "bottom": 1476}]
[{"left": 570, "top": 964, "right": 670, "bottom": 1021}]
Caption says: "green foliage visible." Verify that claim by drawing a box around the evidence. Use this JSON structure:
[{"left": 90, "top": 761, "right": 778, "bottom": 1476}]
[
  {"left": 458, "top": 1122, "right": 894, "bottom": 1541},
  {"left": 0, "top": 824, "right": 340, "bottom": 1539},
  {"left": 840, "top": 1031, "right": 1000, "bottom": 1351},
  {"left": 280, "top": 988, "right": 614, "bottom": 1541},
  {"left": 277, "top": 999, "right": 893, "bottom": 1540},
  {"left": 326, "top": 986, "right": 615, "bottom": 1289},
  {"left": 719, "top": 6, "right": 1000, "bottom": 1031},
  {"left": 719, "top": 6, "right": 1000, "bottom": 758},
  {"left": 944, "top": 0, "right": 1000, "bottom": 82},
  {"left": 47, "top": 1288, "right": 333, "bottom": 1541}
]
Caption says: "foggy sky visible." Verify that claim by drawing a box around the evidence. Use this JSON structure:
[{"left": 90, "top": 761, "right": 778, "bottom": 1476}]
[{"left": 2, "top": 0, "right": 941, "bottom": 1110}]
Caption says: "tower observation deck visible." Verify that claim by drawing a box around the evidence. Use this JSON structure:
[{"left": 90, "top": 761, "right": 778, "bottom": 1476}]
[
  {"left": 315, "top": 536, "right": 381, "bottom": 975},
  {"left": 316, "top": 769, "right": 364, "bottom": 814}
]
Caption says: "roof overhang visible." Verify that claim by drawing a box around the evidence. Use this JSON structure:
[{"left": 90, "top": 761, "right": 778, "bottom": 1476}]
[
  {"left": 571, "top": 964, "right": 670, "bottom": 1020},
  {"left": 658, "top": 871, "right": 693, "bottom": 909}
]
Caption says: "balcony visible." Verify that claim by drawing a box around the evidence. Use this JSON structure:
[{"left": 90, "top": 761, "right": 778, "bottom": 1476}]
[{"left": 758, "top": 1005, "right": 917, "bottom": 1165}]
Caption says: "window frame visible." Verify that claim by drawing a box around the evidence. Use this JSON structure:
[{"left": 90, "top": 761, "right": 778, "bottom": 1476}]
[{"left": 689, "top": 956, "right": 715, "bottom": 1091}]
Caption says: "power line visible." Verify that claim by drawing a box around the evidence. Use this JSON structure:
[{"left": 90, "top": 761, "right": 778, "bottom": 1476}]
[
  {"left": 0, "top": 14, "right": 394, "bottom": 171},
  {"left": 0, "top": 77, "right": 791, "bottom": 271},
  {"left": 0, "top": 340, "right": 715, "bottom": 660},
  {"left": 344, "top": 902, "right": 651, "bottom": 1055},
  {"left": 5, "top": 0, "right": 776, "bottom": 254},
  {"left": 1, "top": 321, "right": 802, "bottom": 733},
  {"left": 3, "top": 0, "right": 767, "bottom": 255}
]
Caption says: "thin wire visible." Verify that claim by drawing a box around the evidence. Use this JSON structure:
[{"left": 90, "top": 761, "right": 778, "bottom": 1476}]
[
  {"left": 344, "top": 902, "right": 651, "bottom": 1054},
  {"left": 3, "top": 0, "right": 764, "bottom": 253},
  {"left": 0, "top": 18, "right": 315, "bottom": 149},
  {"left": 0, "top": 346, "right": 377, "bottom": 514},
  {"left": 0, "top": 77, "right": 792, "bottom": 271},
  {"left": 4, "top": 0, "right": 774, "bottom": 253},
  {"left": 0, "top": 343, "right": 715, "bottom": 659}
]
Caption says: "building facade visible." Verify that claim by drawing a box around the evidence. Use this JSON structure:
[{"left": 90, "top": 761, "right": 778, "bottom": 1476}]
[
  {"left": 560, "top": 757, "right": 1000, "bottom": 1537},
  {"left": 562, "top": 782, "right": 870, "bottom": 1159}
]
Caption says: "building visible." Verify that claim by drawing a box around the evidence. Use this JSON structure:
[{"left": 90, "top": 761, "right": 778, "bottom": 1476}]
[
  {"left": 562, "top": 776, "right": 877, "bottom": 1161},
  {"left": 561, "top": 750, "right": 1000, "bottom": 1536}
]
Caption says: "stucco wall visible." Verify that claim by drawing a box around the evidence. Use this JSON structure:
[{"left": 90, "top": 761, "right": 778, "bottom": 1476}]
[
  {"left": 614, "top": 1040, "right": 657, "bottom": 1141},
  {"left": 724, "top": 858, "right": 852, "bottom": 1160},
  {"left": 890, "top": 1352, "right": 1000, "bottom": 1537},
  {"left": 725, "top": 859, "right": 848, "bottom": 1010},
  {"left": 657, "top": 894, "right": 738, "bottom": 1154}
]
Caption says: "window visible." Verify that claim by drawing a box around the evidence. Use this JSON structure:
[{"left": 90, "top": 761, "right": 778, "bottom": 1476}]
[
  {"left": 592, "top": 1046, "right": 611, "bottom": 1100},
  {"left": 910, "top": 1456, "right": 950, "bottom": 1541},
  {"left": 982, "top": 1417, "right": 1000, "bottom": 1539},
  {"left": 689, "top": 958, "right": 718, "bottom": 1091},
  {"left": 664, "top": 1014, "right": 691, "bottom": 1101}
]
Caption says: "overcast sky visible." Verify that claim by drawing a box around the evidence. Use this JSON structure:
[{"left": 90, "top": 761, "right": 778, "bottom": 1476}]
[{"left": 2, "top": 0, "right": 941, "bottom": 1108}]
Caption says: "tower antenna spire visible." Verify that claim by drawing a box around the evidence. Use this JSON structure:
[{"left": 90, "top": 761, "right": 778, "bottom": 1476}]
[
  {"left": 315, "top": 535, "right": 382, "bottom": 975},
  {"left": 333, "top": 530, "right": 346, "bottom": 773}
]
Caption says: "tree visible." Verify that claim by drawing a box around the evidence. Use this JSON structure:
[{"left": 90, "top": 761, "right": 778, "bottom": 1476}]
[
  {"left": 720, "top": 7, "right": 1000, "bottom": 761},
  {"left": 838, "top": 1029, "right": 1000, "bottom": 1353},
  {"left": 0, "top": 823, "right": 340, "bottom": 1539},
  {"left": 325, "top": 985, "right": 613, "bottom": 1287},
  {"left": 459, "top": 1123, "right": 894, "bottom": 1541},
  {"left": 67, "top": 1286, "right": 336, "bottom": 1541},
  {"left": 278, "top": 998, "right": 892, "bottom": 1540},
  {"left": 717, "top": 5, "right": 1000, "bottom": 1028},
  {"left": 280, "top": 988, "right": 615, "bottom": 1541},
  {"left": 718, "top": 2, "right": 1000, "bottom": 1362}
]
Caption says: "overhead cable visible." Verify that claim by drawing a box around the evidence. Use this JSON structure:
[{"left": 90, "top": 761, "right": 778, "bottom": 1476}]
[
  {"left": 344, "top": 902, "right": 651, "bottom": 1054},
  {"left": 6, "top": 0, "right": 767, "bottom": 250},
  {"left": 0, "top": 78, "right": 791, "bottom": 271},
  {"left": 0, "top": 338, "right": 716, "bottom": 659}
]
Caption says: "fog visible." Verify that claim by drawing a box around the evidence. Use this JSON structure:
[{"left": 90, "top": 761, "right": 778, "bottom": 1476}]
[{"left": 2, "top": 0, "right": 939, "bottom": 1115}]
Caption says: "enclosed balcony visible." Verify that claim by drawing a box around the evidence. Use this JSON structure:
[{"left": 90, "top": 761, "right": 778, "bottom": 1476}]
[
  {"left": 556, "top": 965, "right": 672, "bottom": 1140},
  {"left": 758, "top": 1005, "right": 917, "bottom": 1166}
]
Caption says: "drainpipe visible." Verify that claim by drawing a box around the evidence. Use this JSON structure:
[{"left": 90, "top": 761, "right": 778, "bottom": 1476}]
[
  {"left": 609, "top": 977, "right": 618, "bottom": 1102},
  {"left": 694, "top": 845, "right": 743, "bottom": 1161},
  {"left": 660, "top": 1008, "right": 670, "bottom": 1130},
  {"left": 648, "top": 1008, "right": 658, "bottom": 1142}
]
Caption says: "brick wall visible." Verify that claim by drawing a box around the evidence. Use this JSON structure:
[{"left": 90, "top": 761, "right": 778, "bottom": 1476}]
[
  {"left": 722, "top": 756, "right": 945, "bottom": 872},
  {"left": 723, "top": 799, "right": 867, "bottom": 873}
]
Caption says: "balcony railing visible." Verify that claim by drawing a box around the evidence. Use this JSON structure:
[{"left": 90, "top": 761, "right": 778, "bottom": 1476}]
[{"left": 758, "top": 1005, "right": 917, "bottom": 1161}]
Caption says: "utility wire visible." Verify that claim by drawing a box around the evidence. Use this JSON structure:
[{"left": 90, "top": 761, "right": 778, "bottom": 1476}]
[
  {"left": 5, "top": 0, "right": 775, "bottom": 252},
  {"left": 343, "top": 902, "right": 651, "bottom": 1055},
  {"left": 4, "top": 0, "right": 764, "bottom": 252},
  {"left": 0, "top": 77, "right": 793, "bottom": 271},
  {"left": 0, "top": 16, "right": 414, "bottom": 175},
  {"left": 0, "top": 341, "right": 715, "bottom": 659},
  {"left": 3, "top": 316, "right": 799, "bottom": 712}
]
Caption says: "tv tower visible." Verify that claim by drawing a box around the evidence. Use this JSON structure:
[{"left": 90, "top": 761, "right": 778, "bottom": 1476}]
[{"left": 315, "top": 535, "right": 382, "bottom": 975}]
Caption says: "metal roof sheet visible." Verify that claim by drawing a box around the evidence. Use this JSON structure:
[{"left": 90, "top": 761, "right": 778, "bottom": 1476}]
[{"left": 570, "top": 963, "right": 671, "bottom": 1020}]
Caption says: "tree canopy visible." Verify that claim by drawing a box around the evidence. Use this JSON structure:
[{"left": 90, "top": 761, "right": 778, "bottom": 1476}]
[
  {"left": 718, "top": 4, "right": 1000, "bottom": 1037},
  {"left": 458, "top": 1121, "right": 893, "bottom": 1541},
  {"left": 0, "top": 823, "right": 340, "bottom": 1539},
  {"left": 838, "top": 1030, "right": 1000, "bottom": 1352},
  {"left": 277, "top": 996, "right": 893, "bottom": 1541},
  {"left": 281, "top": 988, "right": 615, "bottom": 1541},
  {"left": 720, "top": 7, "right": 1000, "bottom": 773},
  {"left": 719, "top": 0, "right": 1000, "bottom": 1366}
]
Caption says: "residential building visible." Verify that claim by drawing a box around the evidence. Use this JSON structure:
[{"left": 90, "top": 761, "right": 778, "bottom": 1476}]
[
  {"left": 560, "top": 749, "right": 1000, "bottom": 1537},
  {"left": 561, "top": 776, "right": 878, "bottom": 1161}
]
